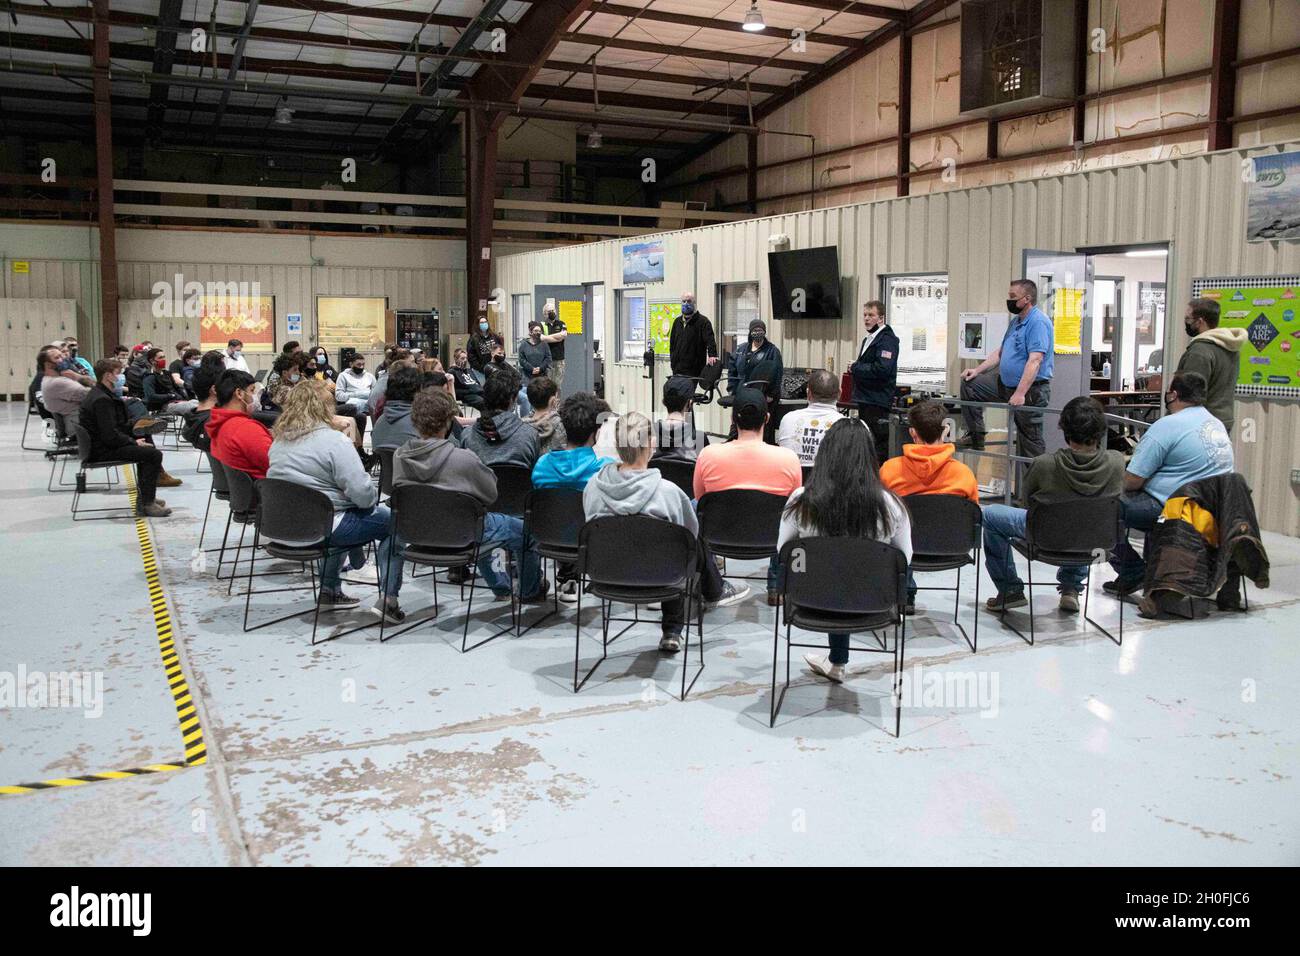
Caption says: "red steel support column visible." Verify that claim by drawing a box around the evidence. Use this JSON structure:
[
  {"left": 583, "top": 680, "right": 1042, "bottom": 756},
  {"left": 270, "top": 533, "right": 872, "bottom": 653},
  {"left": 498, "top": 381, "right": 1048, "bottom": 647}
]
[
  {"left": 1208, "top": 0, "right": 1242, "bottom": 150},
  {"left": 92, "top": 0, "right": 119, "bottom": 350},
  {"left": 896, "top": 31, "right": 912, "bottom": 197},
  {"left": 465, "top": 107, "right": 499, "bottom": 334}
]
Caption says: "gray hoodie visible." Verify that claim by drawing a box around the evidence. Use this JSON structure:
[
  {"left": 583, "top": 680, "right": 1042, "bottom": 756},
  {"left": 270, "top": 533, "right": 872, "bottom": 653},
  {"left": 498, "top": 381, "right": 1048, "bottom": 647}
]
[
  {"left": 582, "top": 461, "right": 698, "bottom": 536},
  {"left": 267, "top": 424, "right": 377, "bottom": 513},
  {"left": 392, "top": 436, "right": 497, "bottom": 505},
  {"left": 460, "top": 409, "right": 540, "bottom": 469},
  {"left": 371, "top": 400, "right": 417, "bottom": 450}
]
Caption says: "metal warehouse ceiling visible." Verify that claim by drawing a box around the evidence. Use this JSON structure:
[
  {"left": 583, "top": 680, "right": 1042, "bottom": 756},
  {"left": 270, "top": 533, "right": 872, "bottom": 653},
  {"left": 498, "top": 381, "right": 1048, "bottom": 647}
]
[{"left": 0, "top": 1, "right": 923, "bottom": 164}]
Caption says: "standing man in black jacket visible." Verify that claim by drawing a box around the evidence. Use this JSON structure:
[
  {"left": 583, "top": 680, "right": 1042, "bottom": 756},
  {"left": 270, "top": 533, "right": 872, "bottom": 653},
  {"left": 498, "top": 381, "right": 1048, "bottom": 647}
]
[
  {"left": 668, "top": 292, "right": 719, "bottom": 380},
  {"left": 849, "top": 299, "right": 900, "bottom": 464},
  {"left": 80, "top": 358, "right": 171, "bottom": 517}
]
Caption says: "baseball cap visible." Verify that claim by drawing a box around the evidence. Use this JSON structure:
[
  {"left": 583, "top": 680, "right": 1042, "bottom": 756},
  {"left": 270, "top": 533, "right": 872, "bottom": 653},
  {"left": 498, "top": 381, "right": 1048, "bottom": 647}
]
[{"left": 663, "top": 375, "right": 695, "bottom": 403}]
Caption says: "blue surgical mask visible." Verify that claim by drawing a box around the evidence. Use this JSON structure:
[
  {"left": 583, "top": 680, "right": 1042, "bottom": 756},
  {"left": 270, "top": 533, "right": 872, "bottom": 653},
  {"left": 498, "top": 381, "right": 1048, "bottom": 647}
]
[
  {"left": 479, "top": 321, "right": 489, "bottom": 332},
  {"left": 188, "top": 358, "right": 200, "bottom": 368},
  {"left": 681, "top": 302, "right": 694, "bottom": 315},
  {"left": 316, "top": 354, "right": 326, "bottom": 365}
]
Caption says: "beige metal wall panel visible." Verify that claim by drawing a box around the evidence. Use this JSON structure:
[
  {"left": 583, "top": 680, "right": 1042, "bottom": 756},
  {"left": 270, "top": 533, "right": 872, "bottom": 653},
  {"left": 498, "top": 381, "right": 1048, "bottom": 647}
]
[
  {"left": 496, "top": 142, "right": 1300, "bottom": 535},
  {"left": 1238, "top": 0, "right": 1300, "bottom": 57}
]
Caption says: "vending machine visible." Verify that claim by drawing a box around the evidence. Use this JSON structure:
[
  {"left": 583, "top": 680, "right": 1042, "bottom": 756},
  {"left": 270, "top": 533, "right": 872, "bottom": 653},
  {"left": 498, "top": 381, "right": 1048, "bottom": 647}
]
[{"left": 394, "top": 309, "right": 439, "bottom": 357}]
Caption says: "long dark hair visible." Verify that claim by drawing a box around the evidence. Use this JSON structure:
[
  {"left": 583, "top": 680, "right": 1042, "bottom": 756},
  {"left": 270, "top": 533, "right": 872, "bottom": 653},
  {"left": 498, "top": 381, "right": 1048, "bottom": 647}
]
[{"left": 789, "top": 418, "right": 897, "bottom": 539}]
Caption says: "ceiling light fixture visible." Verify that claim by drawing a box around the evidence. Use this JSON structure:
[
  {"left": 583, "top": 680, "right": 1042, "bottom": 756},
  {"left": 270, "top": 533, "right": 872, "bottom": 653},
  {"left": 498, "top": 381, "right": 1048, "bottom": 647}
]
[
  {"left": 274, "top": 99, "right": 294, "bottom": 125},
  {"left": 742, "top": 2, "right": 765, "bottom": 32},
  {"left": 587, "top": 128, "right": 603, "bottom": 149}
]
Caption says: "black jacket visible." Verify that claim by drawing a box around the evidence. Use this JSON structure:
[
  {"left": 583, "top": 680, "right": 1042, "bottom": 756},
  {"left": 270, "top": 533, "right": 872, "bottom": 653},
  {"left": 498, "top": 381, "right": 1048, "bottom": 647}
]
[
  {"left": 669, "top": 311, "right": 718, "bottom": 378},
  {"left": 728, "top": 339, "right": 784, "bottom": 397},
  {"left": 1142, "top": 472, "right": 1269, "bottom": 607},
  {"left": 849, "top": 324, "right": 900, "bottom": 408},
  {"left": 79, "top": 383, "right": 135, "bottom": 461},
  {"left": 466, "top": 331, "right": 503, "bottom": 373},
  {"left": 124, "top": 355, "right": 149, "bottom": 398}
]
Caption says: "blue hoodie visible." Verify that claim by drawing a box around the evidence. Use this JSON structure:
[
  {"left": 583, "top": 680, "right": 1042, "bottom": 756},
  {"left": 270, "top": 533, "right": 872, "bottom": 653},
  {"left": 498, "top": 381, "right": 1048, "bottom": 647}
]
[{"left": 532, "top": 446, "right": 612, "bottom": 489}]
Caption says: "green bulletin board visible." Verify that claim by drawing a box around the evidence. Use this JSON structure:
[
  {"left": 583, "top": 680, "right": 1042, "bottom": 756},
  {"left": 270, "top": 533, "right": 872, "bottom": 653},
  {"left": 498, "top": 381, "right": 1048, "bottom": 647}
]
[
  {"left": 647, "top": 300, "right": 681, "bottom": 356},
  {"left": 1193, "top": 276, "right": 1300, "bottom": 399}
]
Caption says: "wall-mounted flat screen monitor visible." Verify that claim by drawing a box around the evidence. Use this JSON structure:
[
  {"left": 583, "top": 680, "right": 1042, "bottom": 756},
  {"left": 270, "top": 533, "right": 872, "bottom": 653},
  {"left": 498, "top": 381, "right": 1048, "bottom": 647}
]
[{"left": 768, "top": 246, "right": 842, "bottom": 319}]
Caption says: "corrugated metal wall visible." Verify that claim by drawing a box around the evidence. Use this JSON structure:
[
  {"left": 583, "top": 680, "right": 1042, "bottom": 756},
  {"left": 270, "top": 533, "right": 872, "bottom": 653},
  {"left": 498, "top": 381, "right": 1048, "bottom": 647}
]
[{"left": 495, "top": 142, "right": 1300, "bottom": 537}]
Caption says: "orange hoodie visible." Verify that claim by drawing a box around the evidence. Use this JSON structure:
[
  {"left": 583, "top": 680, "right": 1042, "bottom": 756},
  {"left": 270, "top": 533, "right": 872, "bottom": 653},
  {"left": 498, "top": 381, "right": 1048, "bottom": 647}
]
[{"left": 880, "top": 442, "right": 979, "bottom": 502}]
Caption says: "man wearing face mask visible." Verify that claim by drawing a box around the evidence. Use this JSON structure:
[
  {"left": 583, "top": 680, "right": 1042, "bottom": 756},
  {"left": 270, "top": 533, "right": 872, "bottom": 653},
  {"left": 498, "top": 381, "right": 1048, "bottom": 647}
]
[
  {"left": 1173, "top": 298, "right": 1245, "bottom": 435},
  {"left": 206, "top": 370, "right": 273, "bottom": 480},
  {"left": 466, "top": 314, "right": 504, "bottom": 384},
  {"left": 849, "top": 300, "right": 901, "bottom": 464},
  {"left": 959, "top": 279, "right": 1053, "bottom": 458},
  {"left": 668, "top": 292, "right": 719, "bottom": 380},
  {"left": 336, "top": 353, "right": 376, "bottom": 415},
  {"left": 224, "top": 338, "right": 250, "bottom": 374},
  {"left": 728, "top": 319, "right": 784, "bottom": 442},
  {"left": 542, "top": 304, "right": 569, "bottom": 390}
]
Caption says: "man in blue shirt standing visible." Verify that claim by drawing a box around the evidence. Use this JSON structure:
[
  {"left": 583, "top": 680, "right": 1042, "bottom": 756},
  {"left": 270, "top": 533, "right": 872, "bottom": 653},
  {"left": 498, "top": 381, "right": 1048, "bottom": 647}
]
[{"left": 958, "top": 279, "right": 1054, "bottom": 458}]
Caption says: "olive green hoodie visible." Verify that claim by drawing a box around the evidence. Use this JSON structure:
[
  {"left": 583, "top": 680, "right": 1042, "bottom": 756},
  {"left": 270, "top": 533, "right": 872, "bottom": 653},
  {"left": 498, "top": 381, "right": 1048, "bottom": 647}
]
[
  {"left": 1019, "top": 446, "right": 1125, "bottom": 507},
  {"left": 1176, "top": 327, "right": 1246, "bottom": 434}
]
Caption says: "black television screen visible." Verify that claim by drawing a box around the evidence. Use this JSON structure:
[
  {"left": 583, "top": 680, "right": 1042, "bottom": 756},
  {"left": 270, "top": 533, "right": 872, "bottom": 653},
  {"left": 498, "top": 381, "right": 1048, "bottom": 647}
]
[{"left": 768, "top": 246, "right": 842, "bottom": 320}]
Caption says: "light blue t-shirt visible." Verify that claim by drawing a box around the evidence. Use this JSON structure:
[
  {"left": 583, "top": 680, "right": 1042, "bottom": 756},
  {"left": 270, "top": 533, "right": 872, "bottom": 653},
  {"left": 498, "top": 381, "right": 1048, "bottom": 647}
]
[
  {"left": 999, "top": 305, "right": 1054, "bottom": 388},
  {"left": 1127, "top": 406, "right": 1234, "bottom": 504}
]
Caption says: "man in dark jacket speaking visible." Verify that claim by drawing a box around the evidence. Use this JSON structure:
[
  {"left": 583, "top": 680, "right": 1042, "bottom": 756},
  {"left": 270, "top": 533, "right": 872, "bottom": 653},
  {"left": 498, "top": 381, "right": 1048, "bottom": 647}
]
[
  {"left": 849, "top": 299, "right": 900, "bottom": 464},
  {"left": 668, "top": 292, "right": 719, "bottom": 379}
]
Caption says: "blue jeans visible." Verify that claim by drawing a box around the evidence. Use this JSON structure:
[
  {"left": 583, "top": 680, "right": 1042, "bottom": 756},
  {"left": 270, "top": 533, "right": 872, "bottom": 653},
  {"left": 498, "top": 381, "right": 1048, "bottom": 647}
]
[
  {"left": 982, "top": 503, "right": 1088, "bottom": 595},
  {"left": 1109, "top": 490, "right": 1163, "bottom": 585},
  {"left": 516, "top": 387, "right": 533, "bottom": 418},
  {"left": 322, "top": 506, "right": 402, "bottom": 597},
  {"left": 477, "top": 512, "right": 542, "bottom": 598},
  {"left": 828, "top": 634, "right": 850, "bottom": 665}
]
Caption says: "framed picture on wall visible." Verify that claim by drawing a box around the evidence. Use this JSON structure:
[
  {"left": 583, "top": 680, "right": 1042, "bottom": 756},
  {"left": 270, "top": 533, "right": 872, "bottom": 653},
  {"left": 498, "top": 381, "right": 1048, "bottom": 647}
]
[
  {"left": 1101, "top": 307, "right": 1117, "bottom": 345},
  {"left": 1137, "top": 282, "right": 1165, "bottom": 346}
]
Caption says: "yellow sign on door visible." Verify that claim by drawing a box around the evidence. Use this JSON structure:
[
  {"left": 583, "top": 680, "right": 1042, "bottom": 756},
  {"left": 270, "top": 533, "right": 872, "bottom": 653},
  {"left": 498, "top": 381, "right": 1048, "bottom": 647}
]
[{"left": 558, "top": 299, "right": 583, "bottom": 335}]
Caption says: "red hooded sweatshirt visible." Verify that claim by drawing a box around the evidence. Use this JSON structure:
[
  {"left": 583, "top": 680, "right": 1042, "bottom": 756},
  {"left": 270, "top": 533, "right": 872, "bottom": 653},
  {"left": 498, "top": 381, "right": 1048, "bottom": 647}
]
[
  {"left": 206, "top": 407, "right": 273, "bottom": 480},
  {"left": 880, "top": 442, "right": 979, "bottom": 502}
]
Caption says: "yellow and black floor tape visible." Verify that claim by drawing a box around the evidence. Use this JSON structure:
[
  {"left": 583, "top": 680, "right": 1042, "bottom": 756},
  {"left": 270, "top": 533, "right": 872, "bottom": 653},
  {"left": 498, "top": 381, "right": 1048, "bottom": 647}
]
[{"left": 1, "top": 468, "right": 206, "bottom": 797}]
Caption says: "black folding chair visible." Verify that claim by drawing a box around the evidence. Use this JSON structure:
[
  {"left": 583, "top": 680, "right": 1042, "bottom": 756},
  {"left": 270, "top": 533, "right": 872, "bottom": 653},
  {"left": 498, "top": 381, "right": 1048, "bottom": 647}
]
[
  {"left": 800, "top": 464, "right": 814, "bottom": 486},
  {"left": 243, "top": 479, "right": 380, "bottom": 644},
  {"left": 69, "top": 423, "right": 135, "bottom": 521},
  {"left": 377, "top": 447, "right": 396, "bottom": 498},
  {"left": 21, "top": 389, "right": 52, "bottom": 452},
  {"left": 697, "top": 489, "right": 787, "bottom": 583},
  {"left": 904, "top": 494, "right": 982, "bottom": 652},
  {"left": 648, "top": 457, "right": 695, "bottom": 499},
  {"left": 520, "top": 488, "right": 586, "bottom": 634},
  {"left": 197, "top": 452, "right": 229, "bottom": 553},
  {"left": 771, "top": 537, "right": 908, "bottom": 737},
  {"left": 573, "top": 515, "right": 703, "bottom": 699},
  {"left": 221, "top": 466, "right": 263, "bottom": 595},
  {"left": 489, "top": 464, "right": 533, "bottom": 517},
  {"left": 1004, "top": 495, "right": 1123, "bottom": 646},
  {"left": 380, "top": 485, "right": 488, "bottom": 647},
  {"left": 46, "top": 412, "right": 83, "bottom": 492}
]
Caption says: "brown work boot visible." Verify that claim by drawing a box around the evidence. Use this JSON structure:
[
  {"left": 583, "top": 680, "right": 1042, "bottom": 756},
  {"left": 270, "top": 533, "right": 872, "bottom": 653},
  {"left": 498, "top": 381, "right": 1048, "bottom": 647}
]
[
  {"left": 157, "top": 470, "right": 183, "bottom": 487},
  {"left": 132, "top": 418, "right": 168, "bottom": 436},
  {"left": 137, "top": 501, "right": 172, "bottom": 517}
]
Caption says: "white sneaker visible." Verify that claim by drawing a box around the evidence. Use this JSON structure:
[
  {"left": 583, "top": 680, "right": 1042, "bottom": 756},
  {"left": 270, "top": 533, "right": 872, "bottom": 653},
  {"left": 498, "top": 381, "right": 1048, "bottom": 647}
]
[
  {"left": 346, "top": 563, "right": 379, "bottom": 583},
  {"left": 659, "top": 633, "right": 682, "bottom": 653},
  {"left": 804, "top": 653, "right": 846, "bottom": 683},
  {"left": 705, "top": 582, "right": 750, "bottom": 609},
  {"left": 558, "top": 579, "right": 580, "bottom": 604}
]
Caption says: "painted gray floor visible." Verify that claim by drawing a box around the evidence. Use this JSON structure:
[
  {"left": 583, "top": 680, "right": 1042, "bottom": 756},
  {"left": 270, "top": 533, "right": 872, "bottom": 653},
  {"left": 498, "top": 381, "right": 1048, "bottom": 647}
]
[{"left": 1, "top": 402, "right": 1297, "bottom": 865}]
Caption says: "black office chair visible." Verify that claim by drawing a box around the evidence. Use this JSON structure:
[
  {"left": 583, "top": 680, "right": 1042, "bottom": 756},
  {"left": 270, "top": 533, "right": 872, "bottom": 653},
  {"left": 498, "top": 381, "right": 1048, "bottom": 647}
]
[
  {"left": 904, "top": 494, "right": 983, "bottom": 652},
  {"left": 771, "top": 537, "right": 908, "bottom": 736},
  {"left": 243, "top": 479, "right": 380, "bottom": 644},
  {"left": 697, "top": 489, "right": 787, "bottom": 584},
  {"left": 521, "top": 488, "right": 586, "bottom": 634},
  {"left": 381, "top": 485, "right": 489, "bottom": 648},
  {"left": 574, "top": 515, "right": 703, "bottom": 699},
  {"left": 69, "top": 422, "right": 135, "bottom": 521},
  {"left": 648, "top": 457, "right": 695, "bottom": 499},
  {"left": 1005, "top": 495, "right": 1124, "bottom": 646}
]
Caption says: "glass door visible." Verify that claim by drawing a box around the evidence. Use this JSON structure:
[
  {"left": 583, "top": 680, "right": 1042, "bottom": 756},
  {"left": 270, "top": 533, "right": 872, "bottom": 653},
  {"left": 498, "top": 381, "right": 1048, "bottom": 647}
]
[{"left": 1021, "top": 250, "right": 1092, "bottom": 454}]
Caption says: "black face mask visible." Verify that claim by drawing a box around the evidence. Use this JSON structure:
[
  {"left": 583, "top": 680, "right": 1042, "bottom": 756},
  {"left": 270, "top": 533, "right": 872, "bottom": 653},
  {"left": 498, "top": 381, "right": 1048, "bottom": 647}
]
[
  {"left": 1006, "top": 298, "right": 1022, "bottom": 314},
  {"left": 492, "top": 355, "right": 504, "bottom": 364},
  {"left": 1184, "top": 320, "right": 1198, "bottom": 337},
  {"left": 750, "top": 333, "right": 765, "bottom": 344}
]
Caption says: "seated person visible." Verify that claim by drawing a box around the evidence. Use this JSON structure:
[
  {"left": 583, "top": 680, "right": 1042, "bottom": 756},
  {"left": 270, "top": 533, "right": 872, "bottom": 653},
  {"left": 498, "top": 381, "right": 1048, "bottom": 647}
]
[
  {"left": 460, "top": 364, "right": 540, "bottom": 471},
  {"left": 335, "top": 353, "right": 376, "bottom": 416},
  {"left": 421, "top": 370, "right": 469, "bottom": 441},
  {"left": 37, "top": 345, "right": 91, "bottom": 436},
  {"left": 880, "top": 397, "right": 979, "bottom": 613},
  {"left": 142, "top": 347, "right": 198, "bottom": 415},
  {"left": 368, "top": 357, "right": 413, "bottom": 420},
  {"left": 79, "top": 358, "right": 172, "bottom": 517},
  {"left": 269, "top": 351, "right": 361, "bottom": 450},
  {"left": 652, "top": 376, "right": 699, "bottom": 463},
  {"left": 524, "top": 376, "right": 566, "bottom": 455},
  {"left": 60, "top": 337, "right": 94, "bottom": 378},
  {"left": 448, "top": 347, "right": 485, "bottom": 411},
  {"left": 779, "top": 419, "right": 912, "bottom": 684},
  {"left": 206, "top": 370, "right": 273, "bottom": 480},
  {"left": 393, "top": 388, "right": 546, "bottom": 603},
  {"left": 693, "top": 387, "right": 801, "bottom": 606},
  {"left": 178, "top": 347, "right": 203, "bottom": 394},
  {"left": 1107, "top": 371, "right": 1234, "bottom": 594},
  {"left": 532, "top": 392, "right": 615, "bottom": 603},
  {"left": 370, "top": 366, "right": 423, "bottom": 451},
  {"left": 266, "top": 380, "right": 404, "bottom": 622},
  {"left": 583, "top": 412, "right": 743, "bottom": 654},
  {"left": 483, "top": 343, "right": 533, "bottom": 417},
  {"left": 776, "top": 369, "right": 844, "bottom": 466},
  {"left": 182, "top": 360, "right": 223, "bottom": 450},
  {"left": 981, "top": 396, "right": 1123, "bottom": 613}
]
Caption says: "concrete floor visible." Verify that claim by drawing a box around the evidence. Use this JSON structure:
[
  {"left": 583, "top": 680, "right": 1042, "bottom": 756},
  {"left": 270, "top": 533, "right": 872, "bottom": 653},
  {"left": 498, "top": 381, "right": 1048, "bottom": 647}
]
[{"left": 1, "top": 402, "right": 1297, "bottom": 866}]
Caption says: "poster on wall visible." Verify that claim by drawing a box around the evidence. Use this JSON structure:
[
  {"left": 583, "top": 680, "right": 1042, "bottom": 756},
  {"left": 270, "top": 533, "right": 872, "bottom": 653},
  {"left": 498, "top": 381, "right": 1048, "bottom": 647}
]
[
  {"left": 885, "top": 276, "right": 947, "bottom": 375},
  {"left": 623, "top": 240, "right": 665, "bottom": 284},
  {"left": 317, "top": 296, "right": 388, "bottom": 352},
  {"left": 1137, "top": 283, "right": 1164, "bottom": 346},
  {"left": 1192, "top": 276, "right": 1300, "bottom": 399},
  {"left": 647, "top": 300, "right": 681, "bottom": 356},
  {"left": 1246, "top": 150, "right": 1300, "bottom": 242},
  {"left": 1053, "top": 287, "right": 1084, "bottom": 354},
  {"left": 198, "top": 295, "right": 275, "bottom": 353}
]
